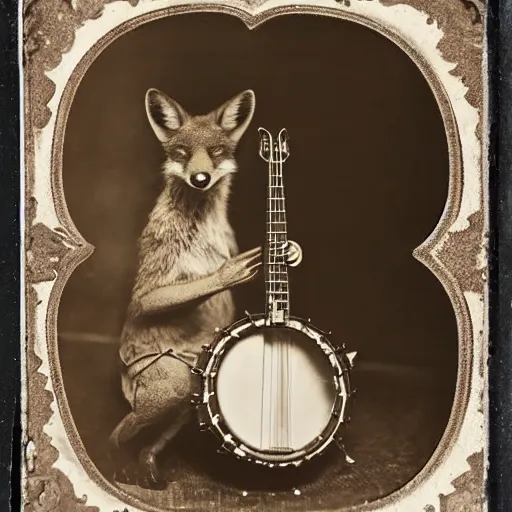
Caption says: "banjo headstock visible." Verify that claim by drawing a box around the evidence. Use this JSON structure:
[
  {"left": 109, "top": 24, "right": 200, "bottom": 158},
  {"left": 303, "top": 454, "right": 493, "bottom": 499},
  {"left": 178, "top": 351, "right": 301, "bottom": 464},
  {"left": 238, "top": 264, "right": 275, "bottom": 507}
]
[{"left": 258, "top": 127, "right": 290, "bottom": 163}]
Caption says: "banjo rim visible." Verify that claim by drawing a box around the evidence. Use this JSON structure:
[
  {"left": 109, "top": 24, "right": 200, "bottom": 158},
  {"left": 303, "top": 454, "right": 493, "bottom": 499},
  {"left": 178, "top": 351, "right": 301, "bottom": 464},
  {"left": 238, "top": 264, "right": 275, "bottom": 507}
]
[{"left": 195, "top": 313, "right": 354, "bottom": 467}]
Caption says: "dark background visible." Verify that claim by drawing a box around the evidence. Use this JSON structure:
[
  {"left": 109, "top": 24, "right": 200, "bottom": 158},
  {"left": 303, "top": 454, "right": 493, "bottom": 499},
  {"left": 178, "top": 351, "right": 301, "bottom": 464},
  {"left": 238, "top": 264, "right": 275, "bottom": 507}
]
[
  {"left": 56, "top": 12, "right": 460, "bottom": 510},
  {"left": 59, "top": 12, "right": 457, "bottom": 370}
]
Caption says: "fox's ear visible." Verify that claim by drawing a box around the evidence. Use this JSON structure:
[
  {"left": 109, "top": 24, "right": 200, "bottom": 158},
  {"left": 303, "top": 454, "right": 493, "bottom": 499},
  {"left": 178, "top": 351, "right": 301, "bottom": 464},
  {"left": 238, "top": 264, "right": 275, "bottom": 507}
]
[
  {"left": 214, "top": 90, "right": 256, "bottom": 143},
  {"left": 145, "top": 89, "right": 189, "bottom": 142}
]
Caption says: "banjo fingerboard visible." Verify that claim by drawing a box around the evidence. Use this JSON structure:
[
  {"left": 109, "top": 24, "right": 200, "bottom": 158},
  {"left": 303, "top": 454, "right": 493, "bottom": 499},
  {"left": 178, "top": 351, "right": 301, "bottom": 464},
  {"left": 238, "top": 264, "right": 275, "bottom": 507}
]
[{"left": 260, "top": 128, "right": 290, "bottom": 326}]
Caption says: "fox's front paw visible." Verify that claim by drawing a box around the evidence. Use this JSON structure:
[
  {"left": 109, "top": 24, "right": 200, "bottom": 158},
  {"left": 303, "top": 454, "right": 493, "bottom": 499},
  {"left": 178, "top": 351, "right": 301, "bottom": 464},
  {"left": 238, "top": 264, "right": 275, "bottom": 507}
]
[
  {"left": 219, "top": 246, "right": 263, "bottom": 287},
  {"left": 286, "top": 240, "right": 303, "bottom": 267}
]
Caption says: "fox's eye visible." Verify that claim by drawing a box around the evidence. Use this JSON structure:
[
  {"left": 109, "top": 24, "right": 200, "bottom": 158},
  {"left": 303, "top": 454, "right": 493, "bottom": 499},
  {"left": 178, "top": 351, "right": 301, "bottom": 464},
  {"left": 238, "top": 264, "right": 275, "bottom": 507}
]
[
  {"left": 211, "top": 146, "right": 226, "bottom": 157},
  {"left": 169, "top": 146, "right": 189, "bottom": 160}
]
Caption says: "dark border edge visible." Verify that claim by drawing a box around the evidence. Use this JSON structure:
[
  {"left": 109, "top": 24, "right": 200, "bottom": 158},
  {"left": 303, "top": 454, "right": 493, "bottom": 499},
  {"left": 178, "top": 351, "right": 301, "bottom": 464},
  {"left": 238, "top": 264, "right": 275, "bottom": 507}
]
[
  {"left": 0, "top": 0, "right": 21, "bottom": 511},
  {"left": 488, "top": 0, "right": 512, "bottom": 510},
  {"left": 2, "top": 0, "right": 506, "bottom": 511}
]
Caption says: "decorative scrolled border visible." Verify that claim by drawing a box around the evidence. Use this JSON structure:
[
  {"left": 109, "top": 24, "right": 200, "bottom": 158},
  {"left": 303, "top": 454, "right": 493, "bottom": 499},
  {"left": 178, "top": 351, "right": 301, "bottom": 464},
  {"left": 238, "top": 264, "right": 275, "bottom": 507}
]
[{"left": 22, "top": 0, "right": 488, "bottom": 510}]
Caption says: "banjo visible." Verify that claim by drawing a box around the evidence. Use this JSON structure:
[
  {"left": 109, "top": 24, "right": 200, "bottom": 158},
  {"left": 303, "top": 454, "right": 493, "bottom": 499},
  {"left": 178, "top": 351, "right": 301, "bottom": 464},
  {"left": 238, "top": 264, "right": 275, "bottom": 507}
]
[{"left": 193, "top": 128, "right": 357, "bottom": 467}]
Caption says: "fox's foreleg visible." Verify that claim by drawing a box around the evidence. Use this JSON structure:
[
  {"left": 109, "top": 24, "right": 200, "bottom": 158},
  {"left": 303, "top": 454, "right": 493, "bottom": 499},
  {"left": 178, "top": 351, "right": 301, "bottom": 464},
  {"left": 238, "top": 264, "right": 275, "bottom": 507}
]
[
  {"left": 136, "top": 247, "right": 262, "bottom": 315},
  {"left": 136, "top": 241, "right": 302, "bottom": 316}
]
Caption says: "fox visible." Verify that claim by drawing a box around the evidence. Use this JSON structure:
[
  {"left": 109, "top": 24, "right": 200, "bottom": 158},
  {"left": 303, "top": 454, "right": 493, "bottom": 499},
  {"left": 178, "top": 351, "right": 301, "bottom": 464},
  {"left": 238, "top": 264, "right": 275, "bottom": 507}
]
[{"left": 108, "top": 88, "right": 301, "bottom": 488}]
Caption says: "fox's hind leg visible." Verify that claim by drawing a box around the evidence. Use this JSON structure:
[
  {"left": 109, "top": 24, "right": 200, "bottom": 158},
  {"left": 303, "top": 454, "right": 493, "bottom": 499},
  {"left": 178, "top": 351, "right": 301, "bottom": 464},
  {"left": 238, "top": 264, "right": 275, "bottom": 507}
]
[
  {"left": 109, "top": 356, "right": 193, "bottom": 488},
  {"left": 108, "top": 403, "right": 155, "bottom": 487},
  {"left": 109, "top": 412, "right": 148, "bottom": 447},
  {"left": 139, "top": 407, "right": 191, "bottom": 484}
]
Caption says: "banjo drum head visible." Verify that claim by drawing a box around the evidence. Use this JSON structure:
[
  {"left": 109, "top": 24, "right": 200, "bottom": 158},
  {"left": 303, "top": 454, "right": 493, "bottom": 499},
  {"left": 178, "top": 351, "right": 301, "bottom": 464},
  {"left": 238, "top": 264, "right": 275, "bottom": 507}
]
[{"left": 212, "top": 320, "right": 344, "bottom": 458}]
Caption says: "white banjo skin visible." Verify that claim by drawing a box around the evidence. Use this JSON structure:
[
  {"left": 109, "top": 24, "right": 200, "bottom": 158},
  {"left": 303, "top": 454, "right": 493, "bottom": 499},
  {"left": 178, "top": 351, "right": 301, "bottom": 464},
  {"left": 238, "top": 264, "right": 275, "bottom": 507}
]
[{"left": 216, "top": 327, "right": 337, "bottom": 452}]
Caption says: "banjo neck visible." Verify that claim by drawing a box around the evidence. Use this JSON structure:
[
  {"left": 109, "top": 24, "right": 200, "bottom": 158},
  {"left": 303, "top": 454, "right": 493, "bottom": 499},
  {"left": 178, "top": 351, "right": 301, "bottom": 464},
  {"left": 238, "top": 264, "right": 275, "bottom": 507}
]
[{"left": 259, "top": 128, "right": 291, "bottom": 326}]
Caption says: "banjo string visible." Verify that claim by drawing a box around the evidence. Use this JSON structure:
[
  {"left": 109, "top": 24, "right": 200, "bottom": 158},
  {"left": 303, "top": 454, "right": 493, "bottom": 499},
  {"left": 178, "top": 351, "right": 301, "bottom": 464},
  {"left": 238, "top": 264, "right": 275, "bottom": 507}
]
[
  {"left": 270, "top": 142, "right": 277, "bottom": 449},
  {"left": 262, "top": 134, "right": 293, "bottom": 450},
  {"left": 278, "top": 143, "right": 285, "bottom": 448},
  {"left": 272, "top": 144, "right": 281, "bottom": 448},
  {"left": 277, "top": 137, "right": 286, "bottom": 449},
  {"left": 277, "top": 135, "right": 292, "bottom": 449},
  {"left": 276, "top": 144, "right": 281, "bottom": 449},
  {"left": 273, "top": 148, "right": 280, "bottom": 448}
]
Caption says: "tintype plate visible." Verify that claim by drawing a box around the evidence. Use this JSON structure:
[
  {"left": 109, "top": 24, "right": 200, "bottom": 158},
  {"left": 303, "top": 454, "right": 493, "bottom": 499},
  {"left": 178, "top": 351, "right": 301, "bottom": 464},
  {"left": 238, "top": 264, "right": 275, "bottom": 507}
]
[{"left": 20, "top": 1, "right": 500, "bottom": 511}]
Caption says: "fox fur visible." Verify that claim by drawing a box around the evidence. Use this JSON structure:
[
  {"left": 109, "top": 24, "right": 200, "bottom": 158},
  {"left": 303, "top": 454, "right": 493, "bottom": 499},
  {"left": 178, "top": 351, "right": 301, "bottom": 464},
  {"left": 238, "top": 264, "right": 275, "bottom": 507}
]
[
  {"left": 108, "top": 88, "right": 260, "bottom": 486},
  {"left": 109, "top": 88, "right": 300, "bottom": 487}
]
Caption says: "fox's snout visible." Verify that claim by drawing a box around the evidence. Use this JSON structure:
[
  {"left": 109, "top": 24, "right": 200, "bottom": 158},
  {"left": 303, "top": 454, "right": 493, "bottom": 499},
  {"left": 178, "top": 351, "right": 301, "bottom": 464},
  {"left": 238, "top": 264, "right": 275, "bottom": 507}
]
[
  {"left": 190, "top": 172, "right": 211, "bottom": 189},
  {"left": 165, "top": 146, "right": 237, "bottom": 190}
]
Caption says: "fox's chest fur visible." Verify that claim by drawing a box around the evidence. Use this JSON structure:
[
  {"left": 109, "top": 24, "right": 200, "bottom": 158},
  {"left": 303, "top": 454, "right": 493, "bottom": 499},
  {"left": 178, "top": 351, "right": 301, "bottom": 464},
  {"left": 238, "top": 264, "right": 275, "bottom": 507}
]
[{"left": 119, "top": 184, "right": 237, "bottom": 366}]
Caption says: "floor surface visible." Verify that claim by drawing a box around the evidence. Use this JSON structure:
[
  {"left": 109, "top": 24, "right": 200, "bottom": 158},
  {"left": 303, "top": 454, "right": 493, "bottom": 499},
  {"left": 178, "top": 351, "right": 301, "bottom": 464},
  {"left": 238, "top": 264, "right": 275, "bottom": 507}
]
[{"left": 59, "top": 340, "right": 455, "bottom": 511}]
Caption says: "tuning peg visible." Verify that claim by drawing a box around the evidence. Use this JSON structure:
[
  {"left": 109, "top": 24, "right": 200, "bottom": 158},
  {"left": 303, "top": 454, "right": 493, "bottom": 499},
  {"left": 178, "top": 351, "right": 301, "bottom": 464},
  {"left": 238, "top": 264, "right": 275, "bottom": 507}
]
[
  {"left": 202, "top": 344, "right": 211, "bottom": 352},
  {"left": 287, "top": 240, "right": 303, "bottom": 267}
]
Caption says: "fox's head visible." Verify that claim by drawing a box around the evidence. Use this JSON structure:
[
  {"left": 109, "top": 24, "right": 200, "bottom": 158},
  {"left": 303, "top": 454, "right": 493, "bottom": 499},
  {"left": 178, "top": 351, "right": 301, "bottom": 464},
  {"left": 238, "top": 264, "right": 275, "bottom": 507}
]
[{"left": 145, "top": 88, "right": 256, "bottom": 192}]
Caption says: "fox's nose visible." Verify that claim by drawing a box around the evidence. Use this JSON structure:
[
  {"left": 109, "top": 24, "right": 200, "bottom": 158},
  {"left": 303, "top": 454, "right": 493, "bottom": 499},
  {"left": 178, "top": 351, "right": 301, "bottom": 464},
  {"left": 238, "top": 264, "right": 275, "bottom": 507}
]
[{"left": 190, "top": 172, "right": 211, "bottom": 189}]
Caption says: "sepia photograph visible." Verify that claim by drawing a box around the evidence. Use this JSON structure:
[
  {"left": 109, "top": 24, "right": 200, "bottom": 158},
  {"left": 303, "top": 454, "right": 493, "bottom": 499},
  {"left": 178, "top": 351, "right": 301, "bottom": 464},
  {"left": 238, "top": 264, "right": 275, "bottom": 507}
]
[
  {"left": 56, "top": 11, "right": 457, "bottom": 511},
  {"left": 22, "top": 1, "right": 488, "bottom": 511}
]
